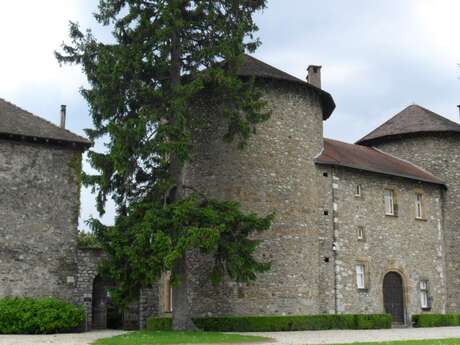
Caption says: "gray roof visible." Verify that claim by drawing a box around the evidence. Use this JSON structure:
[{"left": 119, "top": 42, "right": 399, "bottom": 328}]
[
  {"left": 236, "top": 55, "right": 336, "bottom": 120},
  {"left": 316, "top": 138, "right": 445, "bottom": 186},
  {"left": 0, "top": 98, "right": 91, "bottom": 149},
  {"left": 357, "top": 104, "right": 460, "bottom": 145}
]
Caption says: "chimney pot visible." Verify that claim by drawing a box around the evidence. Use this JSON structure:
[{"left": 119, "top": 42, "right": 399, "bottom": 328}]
[
  {"left": 60, "top": 105, "right": 66, "bottom": 129},
  {"left": 307, "top": 65, "right": 322, "bottom": 89}
]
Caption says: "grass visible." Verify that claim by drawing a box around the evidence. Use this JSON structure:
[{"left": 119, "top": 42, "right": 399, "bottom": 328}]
[
  {"left": 91, "top": 330, "right": 271, "bottom": 345},
  {"left": 333, "top": 339, "right": 460, "bottom": 345}
]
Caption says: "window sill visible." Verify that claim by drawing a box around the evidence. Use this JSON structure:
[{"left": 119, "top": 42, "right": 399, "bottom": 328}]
[
  {"left": 421, "top": 307, "right": 432, "bottom": 312},
  {"left": 385, "top": 213, "right": 398, "bottom": 217},
  {"left": 415, "top": 217, "right": 427, "bottom": 222},
  {"left": 357, "top": 288, "right": 369, "bottom": 293}
]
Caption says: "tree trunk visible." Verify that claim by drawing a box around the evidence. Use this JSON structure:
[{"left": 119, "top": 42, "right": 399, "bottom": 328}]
[{"left": 172, "top": 257, "right": 197, "bottom": 330}]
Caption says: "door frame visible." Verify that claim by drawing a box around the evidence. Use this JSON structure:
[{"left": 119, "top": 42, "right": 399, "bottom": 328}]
[{"left": 381, "top": 269, "right": 408, "bottom": 325}]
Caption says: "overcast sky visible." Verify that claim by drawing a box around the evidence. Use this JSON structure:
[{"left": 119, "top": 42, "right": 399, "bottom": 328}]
[{"left": 1, "top": 0, "right": 460, "bottom": 230}]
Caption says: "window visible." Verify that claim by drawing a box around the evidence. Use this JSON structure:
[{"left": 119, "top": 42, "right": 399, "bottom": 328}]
[
  {"left": 357, "top": 226, "right": 365, "bottom": 241},
  {"left": 420, "top": 280, "right": 429, "bottom": 310},
  {"left": 415, "top": 193, "right": 424, "bottom": 219},
  {"left": 384, "top": 189, "right": 396, "bottom": 216},
  {"left": 355, "top": 264, "right": 366, "bottom": 289},
  {"left": 355, "top": 185, "right": 362, "bottom": 197}
]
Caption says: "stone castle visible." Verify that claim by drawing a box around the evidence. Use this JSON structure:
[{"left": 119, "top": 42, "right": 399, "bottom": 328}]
[{"left": 1, "top": 55, "right": 459, "bottom": 328}]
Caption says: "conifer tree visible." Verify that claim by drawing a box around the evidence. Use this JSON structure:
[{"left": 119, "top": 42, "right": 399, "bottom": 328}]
[{"left": 56, "top": 0, "right": 272, "bottom": 330}]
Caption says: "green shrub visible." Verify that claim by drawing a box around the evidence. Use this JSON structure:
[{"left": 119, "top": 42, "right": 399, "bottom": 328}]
[
  {"left": 146, "top": 314, "right": 391, "bottom": 332},
  {"left": 412, "top": 313, "right": 460, "bottom": 327},
  {"left": 0, "top": 297, "right": 85, "bottom": 334},
  {"left": 146, "top": 317, "right": 172, "bottom": 331}
]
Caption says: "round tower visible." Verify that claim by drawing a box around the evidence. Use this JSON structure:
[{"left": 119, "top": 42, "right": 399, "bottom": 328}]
[
  {"left": 357, "top": 104, "right": 460, "bottom": 313},
  {"left": 183, "top": 55, "right": 335, "bottom": 316}
]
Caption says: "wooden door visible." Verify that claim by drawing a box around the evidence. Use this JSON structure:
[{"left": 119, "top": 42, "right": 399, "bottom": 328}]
[{"left": 383, "top": 272, "right": 405, "bottom": 324}]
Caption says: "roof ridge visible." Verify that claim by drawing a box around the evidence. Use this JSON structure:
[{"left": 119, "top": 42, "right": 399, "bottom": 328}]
[{"left": 0, "top": 97, "right": 90, "bottom": 144}]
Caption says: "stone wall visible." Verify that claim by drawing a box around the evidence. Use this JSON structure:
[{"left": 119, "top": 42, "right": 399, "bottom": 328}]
[
  {"left": 184, "top": 79, "right": 327, "bottom": 316},
  {"left": 0, "top": 140, "right": 81, "bottom": 301},
  {"left": 76, "top": 247, "right": 159, "bottom": 330},
  {"left": 371, "top": 133, "right": 460, "bottom": 312},
  {"left": 322, "top": 166, "right": 446, "bottom": 321}
]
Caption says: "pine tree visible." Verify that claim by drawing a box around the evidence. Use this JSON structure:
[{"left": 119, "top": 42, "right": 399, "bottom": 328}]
[{"left": 56, "top": 0, "right": 272, "bottom": 330}]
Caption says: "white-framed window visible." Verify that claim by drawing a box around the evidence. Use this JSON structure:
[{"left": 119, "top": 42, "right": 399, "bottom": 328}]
[
  {"left": 420, "top": 280, "right": 429, "bottom": 309},
  {"left": 415, "top": 193, "right": 424, "bottom": 219},
  {"left": 384, "top": 189, "right": 395, "bottom": 215},
  {"left": 357, "top": 226, "right": 365, "bottom": 241},
  {"left": 355, "top": 264, "right": 366, "bottom": 289},
  {"left": 355, "top": 185, "right": 362, "bottom": 197}
]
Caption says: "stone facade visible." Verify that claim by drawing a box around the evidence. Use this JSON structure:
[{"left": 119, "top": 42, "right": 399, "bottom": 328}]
[
  {"left": 184, "top": 79, "right": 328, "bottom": 316},
  {"left": 2, "top": 59, "right": 459, "bottom": 329},
  {"left": 369, "top": 134, "right": 460, "bottom": 312},
  {"left": 319, "top": 166, "right": 447, "bottom": 321},
  {"left": 0, "top": 140, "right": 81, "bottom": 301}
]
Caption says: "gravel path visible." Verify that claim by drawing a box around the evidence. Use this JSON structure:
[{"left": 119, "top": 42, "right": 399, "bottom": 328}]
[
  {"left": 241, "top": 326, "right": 460, "bottom": 344},
  {"left": 2, "top": 327, "right": 460, "bottom": 345},
  {"left": 0, "top": 330, "right": 126, "bottom": 345}
]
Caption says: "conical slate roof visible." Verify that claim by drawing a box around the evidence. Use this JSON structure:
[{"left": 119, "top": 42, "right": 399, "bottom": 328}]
[
  {"left": 235, "top": 54, "right": 336, "bottom": 120},
  {"left": 0, "top": 98, "right": 91, "bottom": 149},
  {"left": 357, "top": 104, "right": 460, "bottom": 145}
]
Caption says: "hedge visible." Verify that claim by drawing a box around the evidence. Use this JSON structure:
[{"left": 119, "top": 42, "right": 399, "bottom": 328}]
[
  {"left": 412, "top": 313, "right": 460, "bottom": 328},
  {"left": 0, "top": 297, "right": 85, "bottom": 334},
  {"left": 147, "top": 314, "right": 392, "bottom": 332}
]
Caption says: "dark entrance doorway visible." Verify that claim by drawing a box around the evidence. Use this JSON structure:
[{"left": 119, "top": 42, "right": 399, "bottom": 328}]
[
  {"left": 92, "top": 276, "right": 123, "bottom": 330},
  {"left": 383, "top": 272, "right": 405, "bottom": 324}
]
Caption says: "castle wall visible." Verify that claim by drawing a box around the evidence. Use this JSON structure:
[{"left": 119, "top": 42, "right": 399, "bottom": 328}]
[
  {"left": 184, "top": 80, "right": 327, "bottom": 316},
  {"left": 0, "top": 140, "right": 81, "bottom": 301},
  {"left": 372, "top": 134, "right": 460, "bottom": 312},
  {"left": 325, "top": 167, "right": 446, "bottom": 321}
]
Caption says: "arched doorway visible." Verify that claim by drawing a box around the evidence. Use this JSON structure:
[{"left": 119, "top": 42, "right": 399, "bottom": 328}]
[
  {"left": 383, "top": 271, "right": 405, "bottom": 324},
  {"left": 92, "top": 276, "right": 123, "bottom": 330}
]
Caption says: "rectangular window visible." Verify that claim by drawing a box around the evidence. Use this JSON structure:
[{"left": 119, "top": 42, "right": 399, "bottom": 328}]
[
  {"left": 416, "top": 193, "right": 424, "bottom": 219},
  {"left": 356, "top": 264, "right": 366, "bottom": 289},
  {"left": 357, "top": 226, "right": 365, "bottom": 241},
  {"left": 384, "top": 189, "right": 395, "bottom": 215},
  {"left": 420, "top": 280, "right": 429, "bottom": 309},
  {"left": 355, "top": 184, "right": 362, "bottom": 197}
]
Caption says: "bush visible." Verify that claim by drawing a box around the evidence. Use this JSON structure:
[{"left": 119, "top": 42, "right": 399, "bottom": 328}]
[
  {"left": 146, "top": 317, "right": 172, "bottom": 331},
  {"left": 412, "top": 313, "right": 460, "bottom": 327},
  {"left": 146, "top": 314, "right": 391, "bottom": 332},
  {"left": 0, "top": 297, "right": 85, "bottom": 334}
]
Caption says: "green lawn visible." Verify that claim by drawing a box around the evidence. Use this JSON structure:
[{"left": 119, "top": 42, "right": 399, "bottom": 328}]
[
  {"left": 335, "top": 339, "right": 460, "bottom": 345},
  {"left": 91, "top": 331, "right": 271, "bottom": 345}
]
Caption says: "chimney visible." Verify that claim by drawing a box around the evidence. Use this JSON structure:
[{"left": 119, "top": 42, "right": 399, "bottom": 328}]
[
  {"left": 307, "top": 65, "right": 322, "bottom": 89},
  {"left": 457, "top": 105, "right": 460, "bottom": 122},
  {"left": 60, "top": 105, "right": 66, "bottom": 129}
]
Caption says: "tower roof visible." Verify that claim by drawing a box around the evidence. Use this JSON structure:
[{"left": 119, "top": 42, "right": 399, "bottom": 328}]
[
  {"left": 315, "top": 138, "right": 445, "bottom": 186},
  {"left": 356, "top": 104, "right": 460, "bottom": 145},
  {"left": 0, "top": 98, "right": 91, "bottom": 149},
  {"left": 235, "top": 54, "right": 335, "bottom": 120}
]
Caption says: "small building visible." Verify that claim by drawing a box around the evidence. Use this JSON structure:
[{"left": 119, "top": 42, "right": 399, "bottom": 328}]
[{"left": 0, "top": 99, "right": 157, "bottom": 330}]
